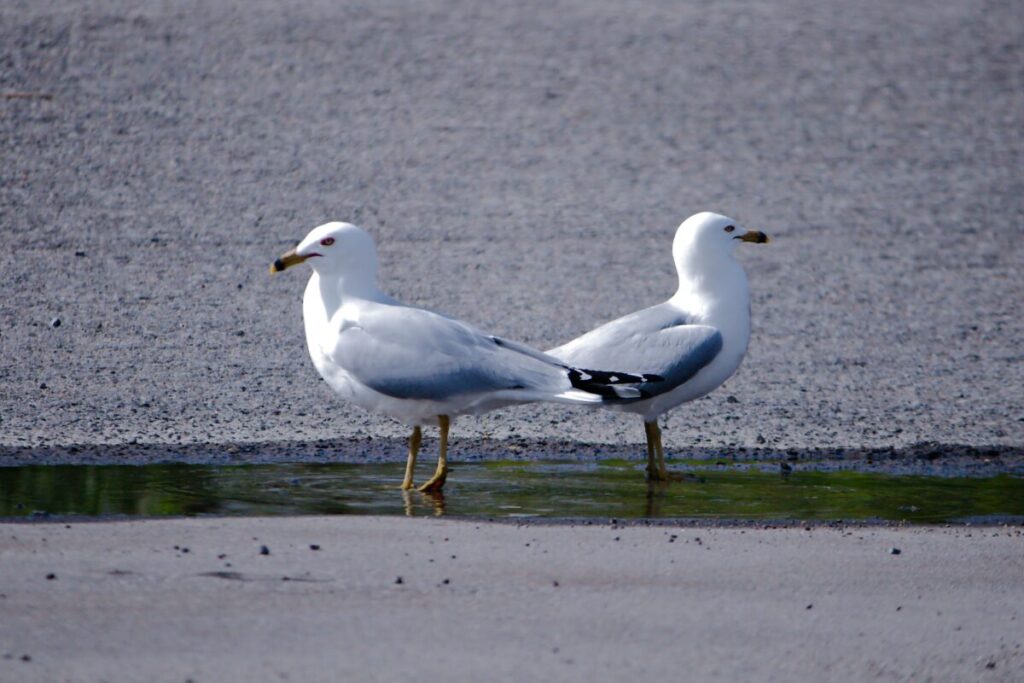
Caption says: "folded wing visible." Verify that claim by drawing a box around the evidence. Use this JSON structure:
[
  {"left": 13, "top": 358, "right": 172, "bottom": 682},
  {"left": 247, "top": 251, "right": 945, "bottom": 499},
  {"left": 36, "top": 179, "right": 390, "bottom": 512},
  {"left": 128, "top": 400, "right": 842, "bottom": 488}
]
[
  {"left": 328, "top": 304, "right": 644, "bottom": 402},
  {"left": 548, "top": 303, "right": 723, "bottom": 397}
]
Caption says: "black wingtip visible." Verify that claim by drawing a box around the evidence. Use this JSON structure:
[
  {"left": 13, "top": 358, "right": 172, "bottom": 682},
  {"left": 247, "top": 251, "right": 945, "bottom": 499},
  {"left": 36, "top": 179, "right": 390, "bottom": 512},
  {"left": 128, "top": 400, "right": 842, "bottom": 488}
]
[
  {"left": 568, "top": 367, "right": 665, "bottom": 400},
  {"left": 567, "top": 368, "right": 618, "bottom": 399}
]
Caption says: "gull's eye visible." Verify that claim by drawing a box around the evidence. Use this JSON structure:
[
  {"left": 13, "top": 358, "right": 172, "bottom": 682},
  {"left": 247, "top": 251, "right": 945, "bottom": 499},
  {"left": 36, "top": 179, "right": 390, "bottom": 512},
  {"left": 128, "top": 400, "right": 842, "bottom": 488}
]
[
  {"left": 724, "top": 225, "right": 735, "bottom": 233},
  {"left": 320, "top": 237, "right": 335, "bottom": 246}
]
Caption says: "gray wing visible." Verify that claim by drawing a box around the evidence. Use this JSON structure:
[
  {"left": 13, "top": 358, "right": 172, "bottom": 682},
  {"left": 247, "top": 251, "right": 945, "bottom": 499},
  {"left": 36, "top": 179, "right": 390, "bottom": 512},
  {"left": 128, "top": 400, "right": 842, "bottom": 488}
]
[
  {"left": 547, "top": 303, "right": 723, "bottom": 396},
  {"left": 328, "top": 304, "right": 566, "bottom": 401}
]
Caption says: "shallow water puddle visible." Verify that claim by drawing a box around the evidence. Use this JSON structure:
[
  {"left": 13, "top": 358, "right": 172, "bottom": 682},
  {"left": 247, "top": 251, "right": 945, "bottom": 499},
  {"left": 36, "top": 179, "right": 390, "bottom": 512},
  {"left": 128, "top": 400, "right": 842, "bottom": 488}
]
[{"left": 1, "top": 462, "right": 1022, "bottom": 523}]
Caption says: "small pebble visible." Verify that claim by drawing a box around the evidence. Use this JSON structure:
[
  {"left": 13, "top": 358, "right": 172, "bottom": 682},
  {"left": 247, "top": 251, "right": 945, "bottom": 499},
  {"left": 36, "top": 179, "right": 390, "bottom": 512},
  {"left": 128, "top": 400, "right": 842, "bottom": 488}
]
[
  {"left": 806, "top": 604, "right": 813, "bottom": 610},
  {"left": 21, "top": 655, "right": 31, "bottom": 662},
  {"left": 45, "top": 573, "right": 56, "bottom": 580},
  {"left": 395, "top": 576, "right": 403, "bottom": 585},
  {"left": 50, "top": 317, "right": 61, "bottom": 328},
  {"left": 890, "top": 547, "right": 902, "bottom": 555},
  {"left": 259, "top": 545, "right": 270, "bottom": 556},
  {"left": 309, "top": 544, "right": 320, "bottom": 551}
]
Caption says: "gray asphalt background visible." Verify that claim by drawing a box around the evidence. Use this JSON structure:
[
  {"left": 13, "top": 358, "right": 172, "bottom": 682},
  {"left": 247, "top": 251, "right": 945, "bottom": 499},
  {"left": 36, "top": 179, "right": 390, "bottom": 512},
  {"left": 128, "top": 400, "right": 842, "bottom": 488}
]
[{"left": 2, "top": 0, "right": 1022, "bottom": 464}]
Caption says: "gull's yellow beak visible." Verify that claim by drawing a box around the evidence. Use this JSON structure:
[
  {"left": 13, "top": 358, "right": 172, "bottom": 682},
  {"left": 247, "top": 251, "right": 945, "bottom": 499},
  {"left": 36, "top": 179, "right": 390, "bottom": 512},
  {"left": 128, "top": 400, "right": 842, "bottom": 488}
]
[
  {"left": 738, "top": 230, "right": 770, "bottom": 244},
  {"left": 270, "top": 248, "right": 308, "bottom": 274}
]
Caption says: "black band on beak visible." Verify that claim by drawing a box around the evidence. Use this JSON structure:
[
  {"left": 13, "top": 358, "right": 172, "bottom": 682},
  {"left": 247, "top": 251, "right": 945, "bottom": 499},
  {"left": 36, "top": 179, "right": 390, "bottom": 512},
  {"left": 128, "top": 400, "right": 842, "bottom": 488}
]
[
  {"left": 737, "top": 230, "right": 770, "bottom": 244},
  {"left": 269, "top": 249, "right": 309, "bottom": 274}
]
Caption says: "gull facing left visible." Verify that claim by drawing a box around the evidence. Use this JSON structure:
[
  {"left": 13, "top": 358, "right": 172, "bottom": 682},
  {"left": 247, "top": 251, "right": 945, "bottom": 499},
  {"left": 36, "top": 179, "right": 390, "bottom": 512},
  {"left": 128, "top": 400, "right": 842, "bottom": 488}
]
[{"left": 271, "top": 222, "right": 649, "bottom": 492}]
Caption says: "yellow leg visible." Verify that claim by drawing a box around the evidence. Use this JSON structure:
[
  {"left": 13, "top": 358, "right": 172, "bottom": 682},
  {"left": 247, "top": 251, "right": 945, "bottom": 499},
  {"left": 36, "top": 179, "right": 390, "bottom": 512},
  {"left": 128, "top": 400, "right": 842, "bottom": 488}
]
[
  {"left": 653, "top": 421, "right": 669, "bottom": 480},
  {"left": 645, "top": 421, "right": 677, "bottom": 482},
  {"left": 400, "top": 425, "right": 422, "bottom": 490},
  {"left": 417, "top": 415, "right": 450, "bottom": 492},
  {"left": 644, "top": 421, "right": 659, "bottom": 480}
]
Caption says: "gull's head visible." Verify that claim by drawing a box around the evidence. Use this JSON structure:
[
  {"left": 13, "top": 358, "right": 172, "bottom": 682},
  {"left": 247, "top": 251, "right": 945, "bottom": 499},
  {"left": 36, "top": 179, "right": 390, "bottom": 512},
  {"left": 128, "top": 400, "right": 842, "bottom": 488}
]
[
  {"left": 672, "top": 212, "right": 768, "bottom": 267},
  {"left": 270, "top": 222, "right": 378, "bottom": 277}
]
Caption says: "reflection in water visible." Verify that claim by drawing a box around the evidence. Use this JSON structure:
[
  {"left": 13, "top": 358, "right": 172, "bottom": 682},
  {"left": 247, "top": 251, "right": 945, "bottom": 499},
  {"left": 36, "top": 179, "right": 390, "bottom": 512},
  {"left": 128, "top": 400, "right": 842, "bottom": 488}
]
[
  {"left": 402, "top": 489, "right": 446, "bottom": 517},
  {"left": 0, "top": 462, "right": 1022, "bottom": 523},
  {"left": 644, "top": 480, "right": 670, "bottom": 518}
]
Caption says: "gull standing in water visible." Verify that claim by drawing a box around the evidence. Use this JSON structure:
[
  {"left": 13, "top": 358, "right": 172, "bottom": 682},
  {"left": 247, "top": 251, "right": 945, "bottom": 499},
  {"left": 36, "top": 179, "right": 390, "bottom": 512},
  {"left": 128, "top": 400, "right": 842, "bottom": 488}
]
[
  {"left": 547, "top": 212, "right": 769, "bottom": 481},
  {"left": 271, "top": 222, "right": 651, "bottom": 492}
]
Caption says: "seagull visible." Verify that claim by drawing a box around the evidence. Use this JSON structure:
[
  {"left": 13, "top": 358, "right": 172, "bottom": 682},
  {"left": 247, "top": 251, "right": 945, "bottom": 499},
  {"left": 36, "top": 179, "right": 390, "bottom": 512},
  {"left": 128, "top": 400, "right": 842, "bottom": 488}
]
[
  {"left": 547, "top": 212, "right": 769, "bottom": 481},
  {"left": 271, "top": 222, "right": 651, "bottom": 492}
]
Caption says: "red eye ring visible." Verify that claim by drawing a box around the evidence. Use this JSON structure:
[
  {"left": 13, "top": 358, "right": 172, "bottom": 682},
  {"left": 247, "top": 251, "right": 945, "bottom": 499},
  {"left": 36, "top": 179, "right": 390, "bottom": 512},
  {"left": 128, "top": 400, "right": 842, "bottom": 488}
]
[{"left": 320, "top": 237, "right": 335, "bottom": 246}]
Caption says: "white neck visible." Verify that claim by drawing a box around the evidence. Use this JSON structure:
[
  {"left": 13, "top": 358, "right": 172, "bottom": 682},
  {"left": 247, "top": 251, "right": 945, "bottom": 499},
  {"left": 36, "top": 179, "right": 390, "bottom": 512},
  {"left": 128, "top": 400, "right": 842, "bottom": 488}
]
[
  {"left": 670, "top": 253, "right": 750, "bottom": 325},
  {"left": 309, "top": 270, "right": 389, "bottom": 320}
]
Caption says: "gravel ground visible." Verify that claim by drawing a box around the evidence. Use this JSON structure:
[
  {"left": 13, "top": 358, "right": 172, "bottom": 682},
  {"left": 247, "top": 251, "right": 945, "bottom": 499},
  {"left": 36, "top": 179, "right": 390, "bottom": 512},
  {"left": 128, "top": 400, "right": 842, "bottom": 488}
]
[{"left": 2, "top": 0, "right": 1022, "bottom": 464}]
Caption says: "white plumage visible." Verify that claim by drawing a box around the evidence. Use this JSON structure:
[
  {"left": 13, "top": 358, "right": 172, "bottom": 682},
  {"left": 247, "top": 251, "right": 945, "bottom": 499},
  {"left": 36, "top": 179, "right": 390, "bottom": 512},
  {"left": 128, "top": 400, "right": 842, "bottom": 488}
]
[
  {"left": 548, "top": 212, "right": 769, "bottom": 480},
  {"left": 272, "top": 222, "right": 644, "bottom": 491}
]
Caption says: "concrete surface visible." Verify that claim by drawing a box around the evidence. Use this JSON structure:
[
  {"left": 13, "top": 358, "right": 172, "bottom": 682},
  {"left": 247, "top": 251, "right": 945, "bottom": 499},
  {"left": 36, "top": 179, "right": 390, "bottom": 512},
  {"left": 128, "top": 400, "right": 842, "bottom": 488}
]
[
  {"left": 1, "top": 517, "right": 1022, "bottom": 682},
  {"left": 2, "top": 0, "right": 1022, "bottom": 463}
]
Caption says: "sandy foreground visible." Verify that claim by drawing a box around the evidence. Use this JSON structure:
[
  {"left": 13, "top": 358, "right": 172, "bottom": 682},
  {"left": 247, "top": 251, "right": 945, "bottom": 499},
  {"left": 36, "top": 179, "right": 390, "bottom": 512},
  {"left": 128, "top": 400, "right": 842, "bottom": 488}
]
[{"left": 1, "top": 517, "right": 1021, "bottom": 682}]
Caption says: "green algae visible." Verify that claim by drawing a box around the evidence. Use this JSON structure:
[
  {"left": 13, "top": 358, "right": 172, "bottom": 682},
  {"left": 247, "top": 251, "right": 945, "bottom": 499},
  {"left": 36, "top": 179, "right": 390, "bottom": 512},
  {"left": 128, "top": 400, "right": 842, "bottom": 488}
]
[{"left": 1, "top": 462, "right": 1022, "bottom": 523}]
